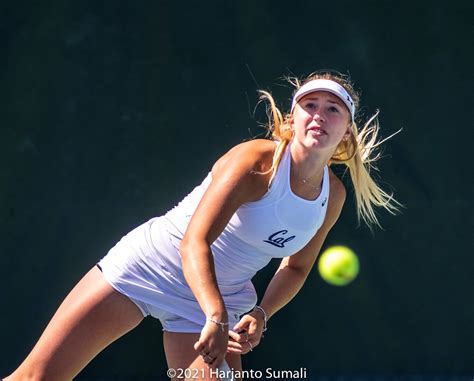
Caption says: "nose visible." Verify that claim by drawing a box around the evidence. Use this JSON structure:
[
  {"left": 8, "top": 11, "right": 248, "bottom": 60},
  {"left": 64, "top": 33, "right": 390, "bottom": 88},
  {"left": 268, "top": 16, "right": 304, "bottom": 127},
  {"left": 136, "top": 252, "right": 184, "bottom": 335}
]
[{"left": 313, "top": 110, "right": 325, "bottom": 122}]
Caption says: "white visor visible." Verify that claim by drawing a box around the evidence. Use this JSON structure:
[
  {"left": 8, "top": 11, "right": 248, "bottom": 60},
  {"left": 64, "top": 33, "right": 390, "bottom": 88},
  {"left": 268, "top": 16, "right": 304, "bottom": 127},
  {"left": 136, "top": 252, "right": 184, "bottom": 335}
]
[{"left": 291, "top": 79, "right": 355, "bottom": 120}]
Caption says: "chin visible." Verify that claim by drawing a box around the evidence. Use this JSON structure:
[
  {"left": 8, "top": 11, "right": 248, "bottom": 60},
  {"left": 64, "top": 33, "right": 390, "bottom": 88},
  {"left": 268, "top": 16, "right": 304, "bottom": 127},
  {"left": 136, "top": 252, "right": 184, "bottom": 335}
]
[{"left": 307, "top": 137, "right": 326, "bottom": 149}]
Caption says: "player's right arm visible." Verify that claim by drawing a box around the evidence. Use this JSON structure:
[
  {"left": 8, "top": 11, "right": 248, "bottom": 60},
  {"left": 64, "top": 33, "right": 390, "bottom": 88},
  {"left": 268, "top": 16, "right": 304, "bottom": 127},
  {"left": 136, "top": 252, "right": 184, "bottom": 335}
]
[{"left": 179, "top": 139, "right": 274, "bottom": 366}]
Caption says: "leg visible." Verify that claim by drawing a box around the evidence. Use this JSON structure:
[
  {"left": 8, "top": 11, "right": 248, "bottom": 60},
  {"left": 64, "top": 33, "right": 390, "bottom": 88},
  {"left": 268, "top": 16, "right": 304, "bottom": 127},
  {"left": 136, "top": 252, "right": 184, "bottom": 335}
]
[
  {"left": 163, "top": 332, "right": 242, "bottom": 381},
  {"left": 4, "top": 266, "right": 144, "bottom": 381}
]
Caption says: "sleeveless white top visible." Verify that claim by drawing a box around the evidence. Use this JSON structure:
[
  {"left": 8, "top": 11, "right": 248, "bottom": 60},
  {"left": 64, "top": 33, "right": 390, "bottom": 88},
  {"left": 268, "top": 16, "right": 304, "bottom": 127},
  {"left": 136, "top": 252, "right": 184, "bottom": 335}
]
[
  {"left": 100, "top": 142, "right": 331, "bottom": 328},
  {"left": 159, "top": 142, "right": 330, "bottom": 293}
]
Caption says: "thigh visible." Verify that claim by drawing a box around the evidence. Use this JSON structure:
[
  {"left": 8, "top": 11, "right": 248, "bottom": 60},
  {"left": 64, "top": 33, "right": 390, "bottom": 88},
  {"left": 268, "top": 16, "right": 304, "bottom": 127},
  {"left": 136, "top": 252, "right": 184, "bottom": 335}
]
[
  {"left": 5, "top": 266, "right": 144, "bottom": 381},
  {"left": 163, "top": 331, "right": 242, "bottom": 381}
]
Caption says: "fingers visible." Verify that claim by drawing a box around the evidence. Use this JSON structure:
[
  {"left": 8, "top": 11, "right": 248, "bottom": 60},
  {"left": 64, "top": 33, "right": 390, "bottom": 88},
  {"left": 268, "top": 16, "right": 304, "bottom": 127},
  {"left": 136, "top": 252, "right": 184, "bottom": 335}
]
[
  {"left": 196, "top": 342, "right": 227, "bottom": 367},
  {"left": 194, "top": 339, "right": 204, "bottom": 353},
  {"left": 198, "top": 313, "right": 263, "bottom": 361},
  {"left": 195, "top": 339, "right": 215, "bottom": 364},
  {"left": 228, "top": 312, "right": 264, "bottom": 356},
  {"left": 227, "top": 329, "right": 259, "bottom": 354},
  {"left": 227, "top": 338, "right": 256, "bottom": 354},
  {"left": 246, "top": 320, "right": 258, "bottom": 336},
  {"left": 194, "top": 326, "right": 228, "bottom": 367},
  {"left": 228, "top": 329, "right": 249, "bottom": 343},
  {"left": 200, "top": 350, "right": 217, "bottom": 364},
  {"left": 196, "top": 345, "right": 225, "bottom": 367},
  {"left": 232, "top": 314, "right": 253, "bottom": 333},
  {"left": 247, "top": 340, "right": 254, "bottom": 352},
  {"left": 233, "top": 312, "right": 263, "bottom": 337},
  {"left": 228, "top": 330, "right": 241, "bottom": 341},
  {"left": 230, "top": 328, "right": 258, "bottom": 346}
]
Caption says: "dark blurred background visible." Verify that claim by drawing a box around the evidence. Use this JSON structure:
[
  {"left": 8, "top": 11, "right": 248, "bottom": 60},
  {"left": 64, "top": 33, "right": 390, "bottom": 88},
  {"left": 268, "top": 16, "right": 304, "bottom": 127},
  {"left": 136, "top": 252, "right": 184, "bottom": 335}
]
[{"left": 1, "top": 0, "right": 472, "bottom": 380}]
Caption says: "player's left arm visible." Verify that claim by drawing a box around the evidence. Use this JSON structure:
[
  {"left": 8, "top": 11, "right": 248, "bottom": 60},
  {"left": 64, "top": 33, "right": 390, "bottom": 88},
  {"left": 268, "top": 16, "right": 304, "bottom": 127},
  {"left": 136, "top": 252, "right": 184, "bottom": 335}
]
[
  {"left": 257, "top": 171, "right": 346, "bottom": 321},
  {"left": 229, "top": 171, "right": 346, "bottom": 353}
]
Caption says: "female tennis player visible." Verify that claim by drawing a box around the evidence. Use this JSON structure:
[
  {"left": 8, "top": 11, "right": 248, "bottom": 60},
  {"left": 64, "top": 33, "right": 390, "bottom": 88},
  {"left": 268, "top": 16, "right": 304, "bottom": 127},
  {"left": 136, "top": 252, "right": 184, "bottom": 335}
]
[{"left": 4, "top": 72, "right": 399, "bottom": 381}]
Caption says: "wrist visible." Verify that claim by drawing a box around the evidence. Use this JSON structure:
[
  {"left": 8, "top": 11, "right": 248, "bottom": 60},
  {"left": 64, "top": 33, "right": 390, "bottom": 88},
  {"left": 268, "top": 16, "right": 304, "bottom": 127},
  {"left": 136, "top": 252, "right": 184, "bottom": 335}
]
[
  {"left": 208, "top": 310, "right": 228, "bottom": 322},
  {"left": 207, "top": 317, "right": 229, "bottom": 332},
  {"left": 253, "top": 305, "right": 268, "bottom": 332}
]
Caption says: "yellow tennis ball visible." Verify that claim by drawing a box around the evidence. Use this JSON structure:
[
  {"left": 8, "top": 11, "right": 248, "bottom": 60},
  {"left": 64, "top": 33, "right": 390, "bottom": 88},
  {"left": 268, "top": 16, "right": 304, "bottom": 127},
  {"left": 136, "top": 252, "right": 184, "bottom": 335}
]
[{"left": 318, "top": 246, "right": 359, "bottom": 286}]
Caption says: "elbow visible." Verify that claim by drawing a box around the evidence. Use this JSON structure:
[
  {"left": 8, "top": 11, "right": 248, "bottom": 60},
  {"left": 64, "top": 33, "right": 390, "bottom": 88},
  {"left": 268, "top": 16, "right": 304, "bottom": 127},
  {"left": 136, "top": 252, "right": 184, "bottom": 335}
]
[
  {"left": 279, "top": 261, "right": 311, "bottom": 282},
  {"left": 179, "top": 237, "right": 191, "bottom": 263},
  {"left": 291, "top": 265, "right": 312, "bottom": 281},
  {"left": 179, "top": 236, "right": 209, "bottom": 266}
]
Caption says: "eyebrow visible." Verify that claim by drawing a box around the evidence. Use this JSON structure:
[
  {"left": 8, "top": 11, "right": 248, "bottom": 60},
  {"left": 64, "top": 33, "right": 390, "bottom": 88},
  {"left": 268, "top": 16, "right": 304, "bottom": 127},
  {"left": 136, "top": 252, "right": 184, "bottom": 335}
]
[{"left": 304, "top": 97, "right": 344, "bottom": 106}]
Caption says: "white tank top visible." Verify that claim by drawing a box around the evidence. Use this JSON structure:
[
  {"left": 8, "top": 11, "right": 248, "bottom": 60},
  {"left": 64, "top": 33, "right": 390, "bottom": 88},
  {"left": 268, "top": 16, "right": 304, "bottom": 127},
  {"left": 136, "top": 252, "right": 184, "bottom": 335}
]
[{"left": 156, "top": 142, "right": 330, "bottom": 291}]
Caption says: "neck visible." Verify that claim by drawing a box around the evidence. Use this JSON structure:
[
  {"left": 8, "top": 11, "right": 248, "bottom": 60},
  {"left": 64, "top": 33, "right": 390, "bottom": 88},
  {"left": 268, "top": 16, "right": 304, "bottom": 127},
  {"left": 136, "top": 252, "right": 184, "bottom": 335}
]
[{"left": 289, "top": 141, "right": 330, "bottom": 185}]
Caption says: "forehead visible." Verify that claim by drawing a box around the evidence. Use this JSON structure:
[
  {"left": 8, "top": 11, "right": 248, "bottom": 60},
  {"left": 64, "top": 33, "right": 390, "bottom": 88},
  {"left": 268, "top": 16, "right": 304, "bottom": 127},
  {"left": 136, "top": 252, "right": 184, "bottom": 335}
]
[{"left": 300, "top": 90, "right": 345, "bottom": 106}]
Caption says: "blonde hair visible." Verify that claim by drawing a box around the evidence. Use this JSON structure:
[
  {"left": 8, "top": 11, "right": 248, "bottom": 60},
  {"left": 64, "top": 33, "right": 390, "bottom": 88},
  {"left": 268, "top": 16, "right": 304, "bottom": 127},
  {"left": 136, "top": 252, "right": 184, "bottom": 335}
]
[{"left": 258, "top": 71, "right": 401, "bottom": 228}]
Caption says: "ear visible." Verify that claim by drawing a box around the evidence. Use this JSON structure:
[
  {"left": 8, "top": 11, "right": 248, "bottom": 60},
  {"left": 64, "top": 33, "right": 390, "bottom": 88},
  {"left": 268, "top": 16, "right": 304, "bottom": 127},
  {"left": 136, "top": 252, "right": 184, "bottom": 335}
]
[{"left": 289, "top": 115, "right": 295, "bottom": 130}]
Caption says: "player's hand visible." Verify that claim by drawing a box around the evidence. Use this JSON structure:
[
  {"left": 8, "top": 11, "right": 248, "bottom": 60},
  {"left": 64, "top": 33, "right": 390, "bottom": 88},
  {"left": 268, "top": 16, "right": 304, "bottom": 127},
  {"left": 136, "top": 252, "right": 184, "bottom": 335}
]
[
  {"left": 194, "top": 319, "right": 229, "bottom": 368},
  {"left": 227, "top": 311, "right": 263, "bottom": 354}
]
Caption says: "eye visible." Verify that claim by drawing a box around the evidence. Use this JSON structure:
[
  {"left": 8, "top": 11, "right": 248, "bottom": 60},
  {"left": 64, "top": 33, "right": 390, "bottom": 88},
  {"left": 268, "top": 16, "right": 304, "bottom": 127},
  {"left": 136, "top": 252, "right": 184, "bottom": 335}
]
[
  {"left": 304, "top": 102, "right": 316, "bottom": 109},
  {"left": 328, "top": 106, "right": 340, "bottom": 113}
]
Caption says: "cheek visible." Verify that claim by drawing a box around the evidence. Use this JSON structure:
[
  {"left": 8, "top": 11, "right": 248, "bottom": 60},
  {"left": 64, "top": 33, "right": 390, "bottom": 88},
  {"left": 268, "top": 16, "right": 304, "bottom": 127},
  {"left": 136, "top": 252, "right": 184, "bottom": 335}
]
[
  {"left": 292, "top": 114, "right": 309, "bottom": 129},
  {"left": 332, "top": 117, "right": 350, "bottom": 134}
]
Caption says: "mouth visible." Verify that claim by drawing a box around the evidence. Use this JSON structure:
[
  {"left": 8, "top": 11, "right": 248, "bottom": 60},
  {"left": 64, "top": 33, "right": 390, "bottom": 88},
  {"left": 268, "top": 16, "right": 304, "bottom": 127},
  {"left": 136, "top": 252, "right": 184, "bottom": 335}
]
[{"left": 308, "top": 127, "right": 327, "bottom": 135}]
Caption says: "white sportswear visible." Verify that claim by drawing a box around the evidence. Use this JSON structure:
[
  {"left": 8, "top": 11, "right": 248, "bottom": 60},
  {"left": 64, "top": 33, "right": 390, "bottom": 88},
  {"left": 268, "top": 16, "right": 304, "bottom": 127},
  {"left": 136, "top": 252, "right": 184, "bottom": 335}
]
[{"left": 98, "top": 142, "right": 330, "bottom": 332}]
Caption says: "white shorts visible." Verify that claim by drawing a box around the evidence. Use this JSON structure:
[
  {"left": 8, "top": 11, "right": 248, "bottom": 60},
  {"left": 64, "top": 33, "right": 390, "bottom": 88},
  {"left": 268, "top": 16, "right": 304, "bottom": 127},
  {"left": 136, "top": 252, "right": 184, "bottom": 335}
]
[{"left": 97, "top": 217, "right": 257, "bottom": 333}]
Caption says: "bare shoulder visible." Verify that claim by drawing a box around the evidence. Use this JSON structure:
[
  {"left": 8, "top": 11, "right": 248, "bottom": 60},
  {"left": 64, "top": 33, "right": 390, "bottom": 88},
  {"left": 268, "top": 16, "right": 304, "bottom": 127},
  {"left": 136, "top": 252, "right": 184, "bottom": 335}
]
[
  {"left": 182, "top": 140, "right": 277, "bottom": 245},
  {"left": 212, "top": 139, "right": 276, "bottom": 176},
  {"left": 328, "top": 169, "right": 347, "bottom": 205}
]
